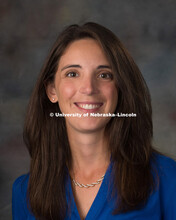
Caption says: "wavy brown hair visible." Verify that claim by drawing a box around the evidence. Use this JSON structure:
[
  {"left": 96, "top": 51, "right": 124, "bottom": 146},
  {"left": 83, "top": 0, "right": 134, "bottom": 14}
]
[{"left": 23, "top": 22, "right": 158, "bottom": 219}]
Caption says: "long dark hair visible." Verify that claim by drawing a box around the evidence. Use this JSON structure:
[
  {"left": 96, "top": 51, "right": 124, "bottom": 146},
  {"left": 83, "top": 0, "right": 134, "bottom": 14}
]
[{"left": 23, "top": 22, "right": 158, "bottom": 219}]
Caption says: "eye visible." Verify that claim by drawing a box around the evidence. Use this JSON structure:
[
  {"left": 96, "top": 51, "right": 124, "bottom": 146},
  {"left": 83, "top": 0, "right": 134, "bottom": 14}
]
[
  {"left": 66, "top": 72, "right": 79, "bottom": 77},
  {"left": 98, "top": 72, "right": 113, "bottom": 80}
]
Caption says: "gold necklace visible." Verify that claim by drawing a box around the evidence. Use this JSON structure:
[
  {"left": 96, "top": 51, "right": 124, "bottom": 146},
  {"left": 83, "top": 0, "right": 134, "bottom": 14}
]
[{"left": 72, "top": 174, "right": 105, "bottom": 188}]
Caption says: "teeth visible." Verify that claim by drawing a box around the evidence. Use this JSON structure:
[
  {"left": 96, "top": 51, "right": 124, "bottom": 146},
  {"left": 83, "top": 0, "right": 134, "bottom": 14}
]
[{"left": 78, "top": 104, "right": 101, "bottom": 109}]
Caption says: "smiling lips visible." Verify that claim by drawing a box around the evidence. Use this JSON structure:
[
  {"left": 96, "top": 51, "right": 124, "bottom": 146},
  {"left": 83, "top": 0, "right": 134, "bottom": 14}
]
[{"left": 74, "top": 102, "right": 103, "bottom": 112}]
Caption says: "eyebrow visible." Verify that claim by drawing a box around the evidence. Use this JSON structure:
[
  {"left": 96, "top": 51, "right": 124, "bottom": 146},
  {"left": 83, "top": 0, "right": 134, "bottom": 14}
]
[{"left": 61, "top": 64, "right": 111, "bottom": 71}]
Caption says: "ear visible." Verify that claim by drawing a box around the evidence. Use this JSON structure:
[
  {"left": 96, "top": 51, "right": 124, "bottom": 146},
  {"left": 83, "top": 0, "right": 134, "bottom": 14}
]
[{"left": 45, "top": 82, "right": 58, "bottom": 103}]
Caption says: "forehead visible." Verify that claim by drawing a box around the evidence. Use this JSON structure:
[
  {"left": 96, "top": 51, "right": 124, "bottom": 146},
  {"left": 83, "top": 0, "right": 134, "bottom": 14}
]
[
  {"left": 58, "top": 38, "right": 110, "bottom": 67},
  {"left": 64, "top": 38, "right": 101, "bottom": 52}
]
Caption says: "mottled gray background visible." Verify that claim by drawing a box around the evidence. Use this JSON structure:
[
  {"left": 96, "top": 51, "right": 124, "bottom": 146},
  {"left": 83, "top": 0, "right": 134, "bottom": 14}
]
[{"left": 0, "top": 0, "right": 176, "bottom": 219}]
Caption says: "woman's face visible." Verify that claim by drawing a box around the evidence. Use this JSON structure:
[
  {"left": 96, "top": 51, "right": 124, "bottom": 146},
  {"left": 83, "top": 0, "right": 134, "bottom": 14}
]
[{"left": 52, "top": 38, "right": 118, "bottom": 133}]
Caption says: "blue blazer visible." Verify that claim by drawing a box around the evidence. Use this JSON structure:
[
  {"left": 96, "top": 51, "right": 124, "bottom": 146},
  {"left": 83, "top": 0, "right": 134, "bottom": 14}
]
[{"left": 12, "top": 153, "right": 176, "bottom": 219}]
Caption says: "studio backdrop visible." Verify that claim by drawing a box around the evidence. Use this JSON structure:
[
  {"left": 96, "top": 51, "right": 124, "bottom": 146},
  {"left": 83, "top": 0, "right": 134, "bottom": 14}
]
[{"left": 0, "top": 1, "right": 176, "bottom": 219}]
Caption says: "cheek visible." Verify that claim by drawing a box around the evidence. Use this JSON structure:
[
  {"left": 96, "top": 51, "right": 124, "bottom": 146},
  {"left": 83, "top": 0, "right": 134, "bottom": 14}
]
[
  {"left": 103, "top": 84, "right": 118, "bottom": 102},
  {"left": 104, "top": 84, "right": 118, "bottom": 113},
  {"left": 58, "top": 82, "right": 77, "bottom": 100}
]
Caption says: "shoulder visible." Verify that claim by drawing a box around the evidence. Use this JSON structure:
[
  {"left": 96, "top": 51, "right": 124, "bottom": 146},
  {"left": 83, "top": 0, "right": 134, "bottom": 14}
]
[
  {"left": 13, "top": 174, "right": 29, "bottom": 186},
  {"left": 152, "top": 152, "right": 176, "bottom": 179},
  {"left": 151, "top": 152, "right": 176, "bottom": 218},
  {"left": 12, "top": 174, "right": 31, "bottom": 218},
  {"left": 13, "top": 174, "right": 29, "bottom": 197}
]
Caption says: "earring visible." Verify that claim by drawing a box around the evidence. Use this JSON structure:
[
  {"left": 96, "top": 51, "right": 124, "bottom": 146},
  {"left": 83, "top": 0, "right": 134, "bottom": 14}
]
[{"left": 52, "top": 98, "right": 55, "bottom": 101}]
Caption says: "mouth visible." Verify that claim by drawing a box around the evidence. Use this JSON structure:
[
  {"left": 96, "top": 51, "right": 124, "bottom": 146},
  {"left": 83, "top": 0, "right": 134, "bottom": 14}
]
[{"left": 74, "top": 102, "right": 103, "bottom": 112}]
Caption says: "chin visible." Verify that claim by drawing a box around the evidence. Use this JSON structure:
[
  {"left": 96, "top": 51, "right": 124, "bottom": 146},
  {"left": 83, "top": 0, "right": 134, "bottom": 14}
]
[{"left": 67, "top": 117, "right": 110, "bottom": 133}]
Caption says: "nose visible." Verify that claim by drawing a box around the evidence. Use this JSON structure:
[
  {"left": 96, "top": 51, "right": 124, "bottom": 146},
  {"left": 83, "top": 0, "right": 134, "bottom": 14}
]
[{"left": 79, "top": 76, "right": 98, "bottom": 95}]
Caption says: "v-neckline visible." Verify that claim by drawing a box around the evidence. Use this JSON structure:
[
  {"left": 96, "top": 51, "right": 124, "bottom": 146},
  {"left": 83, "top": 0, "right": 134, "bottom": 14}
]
[{"left": 67, "top": 161, "right": 113, "bottom": 220}]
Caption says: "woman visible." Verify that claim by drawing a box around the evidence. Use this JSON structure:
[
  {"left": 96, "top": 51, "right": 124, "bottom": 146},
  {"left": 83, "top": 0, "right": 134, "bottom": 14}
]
[{"left": 12, "top": 22, "right": 176, "bottom": 220}]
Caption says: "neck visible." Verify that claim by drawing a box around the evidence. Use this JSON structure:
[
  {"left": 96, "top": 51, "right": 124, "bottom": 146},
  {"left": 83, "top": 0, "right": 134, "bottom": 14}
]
[{"left": 67, "top": 127, "right": 110, "bottom": 178}]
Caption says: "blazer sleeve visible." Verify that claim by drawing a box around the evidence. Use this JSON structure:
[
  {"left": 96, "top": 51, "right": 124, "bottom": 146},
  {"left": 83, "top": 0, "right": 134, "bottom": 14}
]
[{"left": 12, "top": 174, "right": 29, "bottom": 220}]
